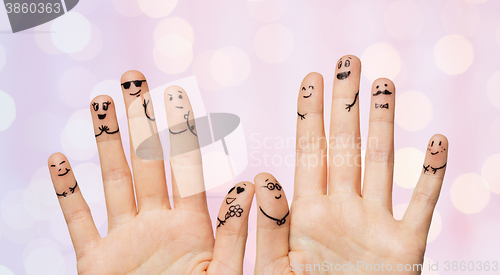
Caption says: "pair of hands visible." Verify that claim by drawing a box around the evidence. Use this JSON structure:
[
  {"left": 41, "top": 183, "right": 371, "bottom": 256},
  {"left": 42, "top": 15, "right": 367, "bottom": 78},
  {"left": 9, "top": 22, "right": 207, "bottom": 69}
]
[{"left": 48, "top": 55, "right": 448, "bottom": 274}]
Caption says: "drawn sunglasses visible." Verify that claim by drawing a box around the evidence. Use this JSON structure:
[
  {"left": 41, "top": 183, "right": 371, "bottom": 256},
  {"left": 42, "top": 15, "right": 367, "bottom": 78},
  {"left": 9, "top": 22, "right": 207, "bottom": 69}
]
[{"left": 121, "top": 80, "right": 146, "bottom": 89}]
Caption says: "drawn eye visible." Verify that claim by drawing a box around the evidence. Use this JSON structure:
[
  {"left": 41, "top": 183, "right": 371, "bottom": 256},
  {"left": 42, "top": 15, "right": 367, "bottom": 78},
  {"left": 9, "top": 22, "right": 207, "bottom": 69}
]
[
  {"left": 439, "top": 141, "right": 442, "bottom": 146},
  {"left": 178, "top": 95, "right": 183, "bottom": 99},
  {"left": 376, "top": 85, "right": 379, "bottom": 89},
  {"left": 92, "top": 103, "right": 98, "bottom": 111},
  {"left": 309, "top": 85, "right": 314, "bottom": 89},
  {"left": 384, "top": 84, "right": 387, "bottom": 87},
  {"left": 266, "top": 183, "right": 275, "bottom": 190},
  {"left": 431, "top": 141, "right": 434, "bottom": 146},
  {"left": 345, "top": 59, "right": 350, "bottom": 67},
  {"left": 103, "top": 102, "right": 110, "bottom": 111},
  {"left": 169, "top": 96, "right": 173, "bottom": 101},
  {"left": 338, "top": 60, "right": 342, "bottom": 69},
  {"left": 302, "top": 87, "right": 306, "bottom": 91},
  {"left": 275, "top": 183, "right": 282, "bottom": 191}
]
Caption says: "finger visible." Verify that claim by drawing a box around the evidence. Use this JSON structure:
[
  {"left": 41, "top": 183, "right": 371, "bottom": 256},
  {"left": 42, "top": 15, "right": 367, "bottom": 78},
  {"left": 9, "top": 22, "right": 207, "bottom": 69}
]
[
  {"left": 165, "top": 85, "right": 207, "bottom": 212},
  {"left": 328, "top": 55, "right": 362, "bottom": 196},
  {"left": 211, "top": 182, "right": 254, "bottom": 274},
  {"left": 121, "top": 70, "right": 170, "bottom": 211},
  {"left": 48, "top": 153, "right": 100, "bottom": 258},
  {"left": 91, "top": 95, "right": 136, "bottom": 231},
  {"left": 295, "top": 72, "right": 327, "bottom": 198},
  {"left": 362, "top": 78, "right": 396, "bottom": 211},
  {"left": 403, "top": 134, "right": 448, "bottom": 237},
  {"left": 254, "top": 173, "right": 290, "bottom": 273}
]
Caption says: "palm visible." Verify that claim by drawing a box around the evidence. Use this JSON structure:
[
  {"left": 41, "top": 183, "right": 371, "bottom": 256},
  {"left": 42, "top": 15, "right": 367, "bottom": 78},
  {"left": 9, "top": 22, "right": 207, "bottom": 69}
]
[
  {"left": 254, "top": 60, "right": 447, "bottom": 275},
  {"left": 287, "top": 195, "right": 424, "bottom": 274},
  {"left": 49, "top": 71, "right": 253, "bottom": 275},
  {"left": 77, "top": 210, "right": 214, "bottom": 274}
]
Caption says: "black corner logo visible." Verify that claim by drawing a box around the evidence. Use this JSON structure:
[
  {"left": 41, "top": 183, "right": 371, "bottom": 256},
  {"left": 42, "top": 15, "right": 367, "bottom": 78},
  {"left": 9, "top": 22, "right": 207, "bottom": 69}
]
[{"left": 4, "top": 0, "right": 79, "bottom": 33}]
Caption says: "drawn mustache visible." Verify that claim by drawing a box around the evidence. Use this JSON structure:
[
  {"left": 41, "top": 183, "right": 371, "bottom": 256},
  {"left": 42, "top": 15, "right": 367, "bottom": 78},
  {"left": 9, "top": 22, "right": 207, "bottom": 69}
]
[
  {"left": 95, "top": 125, "right": 119, "bottom": 137},
  {"left": 372, "top": 89, "right": 392, "bottom": 96}
]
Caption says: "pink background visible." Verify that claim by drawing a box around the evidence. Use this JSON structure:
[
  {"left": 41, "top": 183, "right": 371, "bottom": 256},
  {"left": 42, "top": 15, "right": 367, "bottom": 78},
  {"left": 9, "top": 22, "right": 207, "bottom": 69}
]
[{"left": 0, "top": 0, "right": 499, "bottom": 274}]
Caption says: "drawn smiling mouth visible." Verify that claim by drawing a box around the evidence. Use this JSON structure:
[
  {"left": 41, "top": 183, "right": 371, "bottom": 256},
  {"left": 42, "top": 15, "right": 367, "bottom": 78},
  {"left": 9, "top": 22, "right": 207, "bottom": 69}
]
[
  {"left": 275, "top": 194, "right": 282, "bottom": 199},
  {"left": 98, "top": 114, "right": 106, "bottom": 120},
  {"left": 58, "top": 168, "right": 70, "bottom": 176},
  {"left": 337, "top": 71, "right": 351, "bottom": 80},
  {"left": 129, "top": 90, "right": 141, "bottom": 97},
  {"left": 303, "top": 93, "right": 312, "bottom": 98},
  {"left": 431, "top": 151, "right": 439, "bottom": 155},
  {"left": 226, "top": 197, "right": 236, "bottom": 204}
]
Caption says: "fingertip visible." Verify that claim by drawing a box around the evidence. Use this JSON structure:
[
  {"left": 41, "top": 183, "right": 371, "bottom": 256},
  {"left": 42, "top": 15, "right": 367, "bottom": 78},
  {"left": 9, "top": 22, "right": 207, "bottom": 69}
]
[
  {"left": 372, "top": 78, "right": 395, "bottom": 91},
  {"left": 121, "top": 70, "right": 145, "bottom": 83},
  {"left": 48, "top": 152, "right": 66, "bottom": 166}
]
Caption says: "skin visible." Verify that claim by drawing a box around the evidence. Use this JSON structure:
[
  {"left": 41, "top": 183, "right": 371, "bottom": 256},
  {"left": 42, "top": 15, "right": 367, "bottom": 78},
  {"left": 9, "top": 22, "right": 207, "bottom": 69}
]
[
  {"left": 48, "top": 71, "right": 254, "bottom": 274},
  {"left": 254, "top": 55, "right": 449, "bottom": 274}
]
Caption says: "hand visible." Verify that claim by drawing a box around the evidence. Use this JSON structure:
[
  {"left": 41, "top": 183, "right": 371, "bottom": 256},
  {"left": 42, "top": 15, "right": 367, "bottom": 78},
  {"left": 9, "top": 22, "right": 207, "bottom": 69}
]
[
  {"left": 48, "top": 70, "right": 254, "bottom": 274},
  {"left": 254, "top": 56, "right": 448, "bottom": 274}
]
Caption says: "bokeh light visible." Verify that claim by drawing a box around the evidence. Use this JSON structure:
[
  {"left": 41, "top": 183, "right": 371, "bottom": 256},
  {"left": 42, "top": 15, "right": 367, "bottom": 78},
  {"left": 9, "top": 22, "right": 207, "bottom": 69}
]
[
  {"left": 211, "top": 47, "right": 251, "bottom": 87},
  {"left": 441, "top": 0, "right": 480, "bottom": 37},
  {"left": 25, "top": 167, "right": 60, "bottom": 221},
  {"left": 247, "top": 0, "right": 288, "bottom": 23},
  {"left": 384, "top": 0, "right": 423, "bottom": 40},
  {"left": 138, "top": 0, "right": 177, "bottom": 18},
  {"left": 0, "top": 265, "right": 15, "bottom": 275},
  {"left": 490, "top": 116, "right": 500, "bottom": 151},
  {"left": 0, "top": 90, "right": 16, "bottom": 131},
  {"left": 153, "top": 34, "right": 193, "bottom": 74},
  {"left": 1, "top": 190, "right": 37, "bottom": 230},
  {"left": 254, "top": 23, "right": 294, "bottom": 64},
  {"left": 451, "top": 173, "right": 490, "bottom": 214},
  {"left": 23, "top": 112, "right": 61, "bottom": 153},
  {"left": 60, "top": 109, "right": 96, "bottom": 161},
  {"left": 154, "top": 17, "right": 193, "bottom": 45},
  {"left": 487, "top": 71, "right": 500, "bottom": 109},
  {"left": 395, "top": 91, "right": 433, "bottom": 131},
  {"left": 434, "top": 34, "right": 474, "bottom": 75},
  {"left": 481, "top": 154, "right": 500, "bottom": 194},
  {"left": 193, "top": 50, "right": 223, "bottom": 91},
  {"left": 361, "top": 43, "right": 402, "bottom": 82},
  {"left": 111, "top": 0, "right": 142, "bottom": 17},
  {"left": 69, "top": 23, "right": 103, "bottom": 61},
  {"left": 58, "top": 67, "right": 97, "bottom": 108},
  {"left": 50, "top": 12, "right": 92, "bottom": 54},
  {"left": 394, "top": 147, "right": 424, "bottom": 189},
  {"left": 24, "top": 246, "right": 65, "bottom": 275}
]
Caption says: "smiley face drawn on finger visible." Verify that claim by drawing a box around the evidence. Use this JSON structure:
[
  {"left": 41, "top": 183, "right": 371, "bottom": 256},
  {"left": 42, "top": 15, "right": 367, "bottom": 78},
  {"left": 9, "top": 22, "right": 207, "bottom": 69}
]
[
  {"left": 225, "top": 183, "right": 246, "bottom": 205},
  {"left": 50, "top": 160, "right": 70, "bottom": 177},
  {"left": 336, "top": 56, "right": 352, "bottom": 80},
  {"left": 301, "top": 85, "right": 314, "bottom": 98},
  {"left": 92, "top": 101, "right": 111, "bottom": 120},
  {"left": 167, "top": 89, "right": 197, "bottom": 136},
  {"left": 372, "top": 83, "right": 393, "bottom": 96},
  {"left": 423, "top": 138, "right": 447, "bottom": 174},
  {"left": 217, "top": 183, "right": 247, "bottom": 227},
  {"left": 92, "top": 100, "right": 119, "bottom": 137},
  {"left": 121, "top": 79, "right": 146, "bottom": 97},
  {"left": 427, "top": 139, "right": 446, "bottom": 156},
  {"left": 261, "top": 179, "right": 283, "bottom": 200}
]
